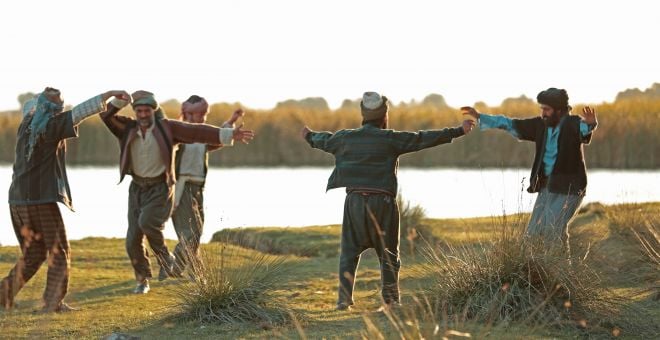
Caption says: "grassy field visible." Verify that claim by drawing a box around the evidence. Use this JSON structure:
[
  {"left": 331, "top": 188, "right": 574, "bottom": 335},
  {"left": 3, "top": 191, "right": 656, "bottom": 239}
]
[{"left": 0, "top": 202, "right": 658, "bottom": 339}]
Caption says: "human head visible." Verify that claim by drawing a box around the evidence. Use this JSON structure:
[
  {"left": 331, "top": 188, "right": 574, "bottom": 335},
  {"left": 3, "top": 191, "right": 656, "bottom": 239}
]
[
  {"left": 537, "top": 88, "right": 570, "bottom": 127},
  {"left": 131, "top": 90, "right": 157, "bottom": 129},
  {"left": 181, "top": 95, "right": 209, "bottom": 124},
  {"left": 361, "top": 91, "right": 389, "bottom": 128}
]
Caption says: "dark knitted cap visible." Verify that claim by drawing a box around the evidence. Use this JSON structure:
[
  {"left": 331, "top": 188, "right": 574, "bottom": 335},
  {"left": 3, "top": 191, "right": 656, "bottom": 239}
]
[{"left": 537, "top": 88, "right": 569, "bottom": 111}]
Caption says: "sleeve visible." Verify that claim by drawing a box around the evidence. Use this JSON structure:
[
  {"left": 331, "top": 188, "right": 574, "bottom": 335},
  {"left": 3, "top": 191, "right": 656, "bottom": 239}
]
[
  {"left": 305, "top": 131, "right": 337, "bottom": 154},
  {"left": 100, "top": 104, "right": 132, "bottom": 138},
  {"left": 169, "top": 120, "right": 222, "bottom": 145},
  {"left": 579, "top": 120, "right": 597, "bottom": 144},
  {"left": 579, "top": 120, "right": 596, "bottom": 137},
  {"left": 219, "top": 128, "right": 234, "bottom": 146},
  {"left": 71, "top": 94, "right": 106, "bottom": 126},
  {"left": 391, "top": 127, "right": 464, "bottom": 155},
  {"left": 479, "top": 113, "right": 539, "bottom": 142},
  {"left": 44, "top": 111, "right": 78, "bottom": 142},
  {"left": 478, "top": 113, "right": 519, "bottom": 138}
]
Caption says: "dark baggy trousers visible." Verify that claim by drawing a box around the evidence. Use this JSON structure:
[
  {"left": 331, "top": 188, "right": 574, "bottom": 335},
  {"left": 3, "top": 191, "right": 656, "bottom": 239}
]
[
  {"left": 1, "top": 204, "right": 70, "bottom": 310},
  {"left": 171, "top": 182, "right": 204, "bottom": 275},
  {"left": 338, "top": 192, "right": 401, "bottom": 306},
  {"left": 127, "top": 180, "right": 174, "bottom": 282}
]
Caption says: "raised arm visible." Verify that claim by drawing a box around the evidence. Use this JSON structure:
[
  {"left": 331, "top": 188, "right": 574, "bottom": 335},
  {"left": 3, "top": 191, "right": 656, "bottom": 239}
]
[
  {"left": 72, "top": 90, "right": 130, "bottom": 126},
  {"left": 391, "top": 120, "right": 472, "bottom": 155},
  {"left": 221, "top": 108, "right": 244, "bottom": 128},
  {"left": 578, "top": 106, "right": 598, "bottom": 143},
  {"left": 100, "top": 97, "right": 135, "bottom": 138}
]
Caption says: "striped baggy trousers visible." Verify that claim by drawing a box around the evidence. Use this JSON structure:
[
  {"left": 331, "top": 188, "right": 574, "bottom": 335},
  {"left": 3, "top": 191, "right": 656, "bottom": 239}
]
[{"left": 1, "top": 204, "right": 70, "bottom": 310}]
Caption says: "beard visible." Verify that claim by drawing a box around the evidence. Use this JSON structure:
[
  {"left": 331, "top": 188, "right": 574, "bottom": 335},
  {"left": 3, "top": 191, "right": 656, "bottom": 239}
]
[
  {"left": 542, "top": 113, "right": 561, "bottom": 127},
  {"left": 138, "top": 116, "right": 154, "bottom": 128}
]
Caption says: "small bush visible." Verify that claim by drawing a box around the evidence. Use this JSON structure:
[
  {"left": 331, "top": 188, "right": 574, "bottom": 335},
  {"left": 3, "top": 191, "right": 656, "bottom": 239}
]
[
  {"left": 172, "top": 242, "right": 293, "bottom": 325},
  {"left": 415, "top": 219, "right": 659, "bottom": 337}
]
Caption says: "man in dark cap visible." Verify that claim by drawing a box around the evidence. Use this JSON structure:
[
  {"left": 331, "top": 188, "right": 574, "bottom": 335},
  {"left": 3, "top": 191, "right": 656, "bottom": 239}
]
[
  {"left": 1, "top": 88, "right": 131, "bottom": 312},
  {"left": 100, "top": 91, "right": 254, "bottom": 294},
  {"left": 301, "top": 91, "right": 474, "bottom": 311},
  {"left": 170, "top": 95, "right": 244, "bottom": 278},
  {"left": 461, "top": 88, "right": 598, "bottom": 250}
]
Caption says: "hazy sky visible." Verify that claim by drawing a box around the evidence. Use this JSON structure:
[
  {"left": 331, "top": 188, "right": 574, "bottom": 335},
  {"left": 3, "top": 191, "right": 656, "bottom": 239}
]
[{"left": 1, "top": 0, "right": 658, "bottom": 111}]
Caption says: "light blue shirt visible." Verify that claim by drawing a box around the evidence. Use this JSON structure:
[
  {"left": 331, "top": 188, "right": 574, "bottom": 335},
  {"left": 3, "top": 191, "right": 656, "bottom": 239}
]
[{"left": 479, "top": 114, "right": 594, "bottom": 176}]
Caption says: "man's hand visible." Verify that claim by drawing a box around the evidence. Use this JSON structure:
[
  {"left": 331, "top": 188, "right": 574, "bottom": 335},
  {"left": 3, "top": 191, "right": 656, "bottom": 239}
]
[
  {"left": 102, "top": 90, "right": 131, "bottom": 102},
  {"left": 301, "top": 126, "right": 312, "bottom": 139},
  {"left": 232, "top": 123, "right": 255, "bottom": 144},
  {"left": 580, "top": 106, "right": 597, "bottom": 125},
  {"left": 462, "top": 119, "right": 476, "bottom": 134},
  {"left": 460, "top": 106, "right": 480, "bottom": 120}
]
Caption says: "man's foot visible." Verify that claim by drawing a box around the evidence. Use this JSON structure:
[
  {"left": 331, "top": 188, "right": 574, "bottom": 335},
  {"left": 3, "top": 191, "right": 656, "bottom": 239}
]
[
  {"left": 376, "top": 301, "right": 402, "bottom": 313},
  {"left": 158, "top": 253, "right": 176, "bottom": 281},
  {"left": 133, "top": 280, "right": 150, "bottom": 294},
  {"left": 39, "top": 302, "right": 79, "bottom": 313},
  {"left": 335, "top": 302, "right": 354, "bottom": 311}
]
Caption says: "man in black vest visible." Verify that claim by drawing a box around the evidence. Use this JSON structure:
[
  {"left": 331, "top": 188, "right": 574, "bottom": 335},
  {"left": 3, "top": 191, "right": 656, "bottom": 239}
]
[
  {"left": 170, "top": 95, "right": 244, "bottom": 278},
  {"left": 461, "top": 88, "right": 598, "bottom": 248}
]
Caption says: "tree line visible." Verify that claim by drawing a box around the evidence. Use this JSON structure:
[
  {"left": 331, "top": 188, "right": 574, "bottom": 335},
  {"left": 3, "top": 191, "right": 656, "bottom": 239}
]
[{"left": 0, "top": 84, "right": 658, "bottom": 169}]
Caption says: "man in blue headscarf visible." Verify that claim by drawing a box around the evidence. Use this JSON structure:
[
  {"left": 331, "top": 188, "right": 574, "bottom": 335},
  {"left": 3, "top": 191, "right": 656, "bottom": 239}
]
[{"left": 1, "top": 87, "right": 130, "bottom": 313}]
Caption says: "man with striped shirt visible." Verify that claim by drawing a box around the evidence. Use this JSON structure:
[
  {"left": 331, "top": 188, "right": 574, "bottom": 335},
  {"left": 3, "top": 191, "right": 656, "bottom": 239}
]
[{"left": 1, "top": 88, "right": 130, "bottom": 312}]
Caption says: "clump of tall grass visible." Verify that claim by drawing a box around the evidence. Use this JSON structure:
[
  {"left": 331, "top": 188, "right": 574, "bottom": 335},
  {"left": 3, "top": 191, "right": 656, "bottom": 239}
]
[
  {"left": 360, "top": 295, "right": 487, "bottom": 340},
  {"left": 397, "top": 190, "right": 427, "bottom": 255},
  {"left": 172, "top": 242, "right": 293, "bottom": 325},
  {"left": 415, "top": 219, "right": 659, "bottom": 337}
]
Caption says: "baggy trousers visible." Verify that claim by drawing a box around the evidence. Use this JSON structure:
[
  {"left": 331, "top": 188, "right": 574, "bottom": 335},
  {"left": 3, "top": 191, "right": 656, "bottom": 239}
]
[
  {"left": 527, "top": 187, "right": 584, "bottom": 251},
  {"left": 127, "top": 180, "right": 173, "bottom": 282},
  {"left": 1, "top": 204, "right": 69, "bottom": 309},
  {"left": 338, "top": 192, "right": 401, "bottom": 306},
  {"left": 171, "top": 182, "right": 204, "bottom": 274}
]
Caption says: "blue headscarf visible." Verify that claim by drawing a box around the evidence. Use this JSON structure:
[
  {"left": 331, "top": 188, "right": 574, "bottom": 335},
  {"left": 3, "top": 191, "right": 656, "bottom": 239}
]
[{"left": 22, "top": 90, "right": 64, "bottom": 161}]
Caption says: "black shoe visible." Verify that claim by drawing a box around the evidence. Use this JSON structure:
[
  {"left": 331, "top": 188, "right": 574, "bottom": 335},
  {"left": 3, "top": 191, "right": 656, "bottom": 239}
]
[
  {"left": 336, "top": 302, "right": 354, "bottom": 311},
  {"left": 158, "top": 253, "right": 176, "bottom": 281}
]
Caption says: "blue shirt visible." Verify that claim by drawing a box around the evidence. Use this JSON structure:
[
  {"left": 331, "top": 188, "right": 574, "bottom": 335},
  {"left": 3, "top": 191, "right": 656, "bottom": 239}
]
[{"left": 479, "top": 114, "right": 594, "bottom": 176}]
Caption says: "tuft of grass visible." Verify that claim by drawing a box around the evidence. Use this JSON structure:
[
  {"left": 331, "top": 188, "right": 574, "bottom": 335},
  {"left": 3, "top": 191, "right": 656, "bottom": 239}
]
[
  {"left": 415, "top": 217, "right": 660, "bottom": 337},
  {"left": 172, "top": 242, "right": 294, "bottom": 326},
  {"left": 397, "top": 190, "right": 427, "bottom": 256}
]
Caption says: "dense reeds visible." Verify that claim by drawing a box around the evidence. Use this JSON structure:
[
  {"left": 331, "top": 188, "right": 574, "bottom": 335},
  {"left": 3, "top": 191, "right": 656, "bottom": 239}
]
[{"left": 1, "top": 84, "right": 658, "bottom": 168}]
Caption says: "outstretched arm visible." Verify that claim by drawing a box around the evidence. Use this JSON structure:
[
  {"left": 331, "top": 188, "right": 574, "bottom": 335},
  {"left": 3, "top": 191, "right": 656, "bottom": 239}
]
[
  {"left": 392, "top": 121, "right": 471, "bottom": 155},
  {"left": 301, "top": 125, "right": 337, "bottom": 153},
  {"left": 170, "top": 120, "right": 254, "bottom": 146},
  {"left": 461, "top": 106, "right": 539, "bottom": 141},
  {"left": 461, "top": 106, "right": 521, "bottom": 138}
]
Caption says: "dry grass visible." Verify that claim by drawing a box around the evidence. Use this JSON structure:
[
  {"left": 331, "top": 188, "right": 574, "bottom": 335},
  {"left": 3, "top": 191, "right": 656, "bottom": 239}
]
[
  {"left": 414, "top": 214, "right": 660, "bottom": 338},
  {"left": 171, "top": 242, "right": 294, "bottom": 326}
]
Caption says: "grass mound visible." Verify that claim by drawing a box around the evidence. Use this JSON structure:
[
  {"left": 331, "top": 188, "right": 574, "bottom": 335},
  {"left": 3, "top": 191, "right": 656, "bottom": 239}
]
[
  {"left": 416, "top": 216, "right": 659, "bottom": 338},
  {"left": 172, "top": 242, "right": 293, "bottom": 325}
]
